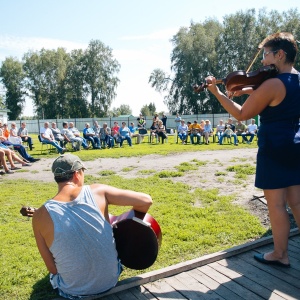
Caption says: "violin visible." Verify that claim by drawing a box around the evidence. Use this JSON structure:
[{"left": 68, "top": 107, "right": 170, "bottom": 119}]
[{"left": 193, "top": 64, "right": 278, "bottom": 94}]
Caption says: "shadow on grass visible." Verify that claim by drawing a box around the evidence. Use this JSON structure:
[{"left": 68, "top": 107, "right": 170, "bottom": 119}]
[{"left": 30, "top": 274, "right": 59, "bottom": 300}]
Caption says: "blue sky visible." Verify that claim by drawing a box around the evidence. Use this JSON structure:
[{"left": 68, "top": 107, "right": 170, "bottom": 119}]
[{"left": 0, "top": 0, "right": 298, "bottom": 116}]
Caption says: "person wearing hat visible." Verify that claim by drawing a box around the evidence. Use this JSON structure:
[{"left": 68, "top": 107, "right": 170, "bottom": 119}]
[{"left": 32, "top": 154, "right": 152, "bottom": 299}]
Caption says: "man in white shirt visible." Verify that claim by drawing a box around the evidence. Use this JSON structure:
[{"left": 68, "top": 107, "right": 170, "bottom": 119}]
[
  {"left": 40, "top": 122, "right": 65, "bottom": 154},
  {"left": 243, "top": 119, "right": 258, "bottom": 144}
]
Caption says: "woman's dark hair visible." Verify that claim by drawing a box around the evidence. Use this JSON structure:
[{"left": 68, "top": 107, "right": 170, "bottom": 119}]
[{"left": 263, "top": 32, "right": 298, "bottom": 64}]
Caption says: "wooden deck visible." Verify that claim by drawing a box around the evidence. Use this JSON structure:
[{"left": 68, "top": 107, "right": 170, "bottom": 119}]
[{"left": 99, "top": 229, "right": 300, "bottom": 300}]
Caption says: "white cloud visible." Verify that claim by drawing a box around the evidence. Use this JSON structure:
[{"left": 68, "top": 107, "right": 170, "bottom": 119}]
[{"left": 0, "top": 35, "right": 87, "bottom": 60}]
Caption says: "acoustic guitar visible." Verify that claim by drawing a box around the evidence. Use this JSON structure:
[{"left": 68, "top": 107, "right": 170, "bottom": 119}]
[{"left": 20, "top": 206, "right": 162, "bottom": 270}]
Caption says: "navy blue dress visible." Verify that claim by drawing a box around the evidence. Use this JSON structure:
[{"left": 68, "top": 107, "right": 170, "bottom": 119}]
[{"left": 255, "top": 72, "right": 300, "bottom": 189}]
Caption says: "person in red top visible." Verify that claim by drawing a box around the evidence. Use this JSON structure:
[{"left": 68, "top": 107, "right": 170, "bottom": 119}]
[{"left": 111, "top": 121, "right": 120, "bottom": 143}]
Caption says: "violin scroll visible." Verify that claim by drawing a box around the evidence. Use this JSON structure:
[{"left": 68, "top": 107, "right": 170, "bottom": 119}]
[{"left": 193, "top": 82, "right": 207, "bottom": 93}]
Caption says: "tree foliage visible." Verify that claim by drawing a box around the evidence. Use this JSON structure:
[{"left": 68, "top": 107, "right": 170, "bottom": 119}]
[
  {"left": 0, "top": 57, "right": 25, "bottom": 119},
  {"left": 140, "top": 102, "right": 156, "bottom": 116},
  {"left": 83, "top": 40, "right": 120, "bottom": 117},
  {"left": 149, "top": 8, "right": 300, "bottom": 114},
  {"left": 109, "top": 104, "right": 132, "bottom": 117},
  {"left": 0, "top": 39, "right": 120, "bottom": 120}
]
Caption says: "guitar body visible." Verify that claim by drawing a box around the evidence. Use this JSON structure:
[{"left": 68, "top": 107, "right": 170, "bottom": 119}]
[{"left": 109, "top": 210, "right": 162, "bottom": 270}]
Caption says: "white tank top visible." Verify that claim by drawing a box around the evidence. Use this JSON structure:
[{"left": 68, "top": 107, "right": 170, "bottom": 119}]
[{"left": 44, "top": 185, "right": 121, "bottom": 297}]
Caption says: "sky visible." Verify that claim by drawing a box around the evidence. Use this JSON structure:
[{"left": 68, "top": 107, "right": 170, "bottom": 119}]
[{"left": 0, "top": 0, "right": 299, "bottom": 117}]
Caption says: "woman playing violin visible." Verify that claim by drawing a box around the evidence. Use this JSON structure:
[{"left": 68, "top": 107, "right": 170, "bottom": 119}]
[{"left": 205, "top": 32, "right": 300, "bottom": 268}]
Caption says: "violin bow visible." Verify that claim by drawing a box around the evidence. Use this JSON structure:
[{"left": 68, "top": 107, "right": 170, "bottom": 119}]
[{"left": 245, "top": 46, "right": 264, "bottom": 73}]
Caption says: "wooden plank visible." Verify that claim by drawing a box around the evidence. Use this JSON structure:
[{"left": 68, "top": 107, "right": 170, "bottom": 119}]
[
  {"left": 143, "top": 278, "right": 188, "bottom": 299},
  {"left": 171, "top": 271, "right": 225, "bottom": 300},
  {"left": 188, "top": 267, "right": 241, "bottom": 300},
  {"left": 131, "top": 286, "right": 158, "bottom": 300},
  {"left": 217, "top": 259, "right": 285, "bottom": 300},
  {"left": 226, "top": 254, "right": 300, "bottom": 299},
  {"left": 200, "top": 264, "right": 263, "bottom": 300},
  {"left": 164, "top": 276, "right": 207, "bottom": 300}
]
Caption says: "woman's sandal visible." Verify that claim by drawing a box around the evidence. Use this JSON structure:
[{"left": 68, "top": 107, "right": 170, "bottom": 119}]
[
  {"left": 11, "top": 167, "right": 22, "bottom": 170},
  {"left": 6, "top": 170, "right": 14, "bottom": 174},
  {"left": 22, "top": 163, "right": 32, "bottom": 167}
]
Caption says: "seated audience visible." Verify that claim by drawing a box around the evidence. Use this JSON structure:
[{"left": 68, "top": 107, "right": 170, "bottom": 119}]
[
  {"left": 0, "top": 122, "right": 39, "bottom": 162},
  {"left": 243, "top": 119, "right": 258, "bottom": 144},
  {"left": 128, "top": 122, "right": 141, "bottom": 144},
  {"left": 40, "top": 122, "right": 66, "bottom": 154},
  {"left": 177, "top": 120, "right": 188, "bottom": 144},
  {"left": 83, "top": 123, "right": 101, "bottom": 149},
  {"left": 219, "top": 118, "right": 238, "bottom": 145},
  {"left": 235, "top": 120, "right": 247, "bottom": 143},
  {"left": 149, "top": 121, "right": 158, "bottom": 142},
  {"left": 118, "top": 122, "right": 132, "bottom": 147},
  {"left": 18, "top": 122, "right": 34, "bottom": 150},
  {"left": 99, "top": 123, "right": 114, "bottom": 148},
  {"left": 156, "top": 120, "right": 167, "bottom": 144},
  {"left": 61, "top": 122, "right": 85, "bottom": 151},
  {"left": 203, "top": 120, "right": 213, "bottom": 144},
  {"left": 93, "top": 120, "right": 101, "bottom": 138},
  {"left": 51, "top": 122, "right": 65, "bottom": 147},
  {"left": 9, "top": 122, "right": 22, "bottom": 144},
  {"left": 0, "top": 142, "right": 32, "bottom": 170},
  {"left": 219, "top": 125, "right": 238, "bottom": 146},
  {"left": 68, "top": 122, "right": 89, "bottom": 149},
  {"left": 190, "top": 120, "right": 201, "bottom": 144},
  {"left": 216, "top": 119, "right": 225, "bottom": 142},
  {"left": 111, "top": 122, "right": 120, "bottom": 143}
]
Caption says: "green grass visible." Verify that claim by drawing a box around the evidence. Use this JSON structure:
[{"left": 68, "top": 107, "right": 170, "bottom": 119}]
[{"left": 0, "top": 137, "right": 264, "bottom": 300}]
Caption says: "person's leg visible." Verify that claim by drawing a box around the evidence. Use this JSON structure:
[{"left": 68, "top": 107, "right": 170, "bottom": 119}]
[
  {"left": 0, "top": 150, "right": 11, "bottom": 172},
  {"left": 205, "top": 132, "right": 209, "bottom": 143},
  {"left": 13, "top": 144, "right": 34, "bottom": 161},
  {"left": 241, "top": 133, "right": 248, "bottom": 142},
  {"left": 219, "top": 134, "right": 224, "bottom": 144},
  {"left": 249, "top": 133, "right": 255, "bottom": 143},
  {"left": 27, "top": 136, "right": 34, "bottom": 150},
  {"left": 190, "top": 134, "right": 194, "bottom": 144},
  {"left": 80, "top": 137, "right": 89, "bottom": 149},
  {"left": 127, "top": 136, "right": 132, "bottom": 146},
  {"left": 109, "top": 136, "right": 114, "bottom": 148},
  {"left": 85, "top": 136, "right": 96, "bottom": 148},
  {"left": 93, "top": 136, "right": 101, "bottom": 148},
  {"left": 286, "top": 185, "right": 300, "bottom": 231},
  {"left": 263, "top": 188, "right": 290, "bottom": 264},
  {"left": 233, "top": 134, "right": 238, "bottom": 145},
  {"left": 196, "top": 134, "right": 200, "bottom": 144},
  {"left": 43, "top": 140, "right": 64, "bottom": 154}
]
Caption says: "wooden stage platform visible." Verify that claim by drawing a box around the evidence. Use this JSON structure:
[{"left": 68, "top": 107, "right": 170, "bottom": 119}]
[{"left": 99, "top": 228, "right": 300, "bottom": 300}]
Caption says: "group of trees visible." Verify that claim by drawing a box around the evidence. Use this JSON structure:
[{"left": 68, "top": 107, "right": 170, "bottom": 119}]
[
  {"left": 0, "top": 40, "right": 120, "bottom": 120},
  {"left": 1, "top": 8, "right": 300, "bottom": 120},
  {"left": 149, "top": 8, "right": 300, "bottom": 115}
]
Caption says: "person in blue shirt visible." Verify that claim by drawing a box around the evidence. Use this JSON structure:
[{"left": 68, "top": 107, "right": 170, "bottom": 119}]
[
  {"left": 118, "top": 122, "right": 132, "bottom": 147},
  {"left": 83, "top": 123, "right": 101, "bottom": 149},
  {"left": 128, "top": 122, "right": 141, "bottom": 144}
]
